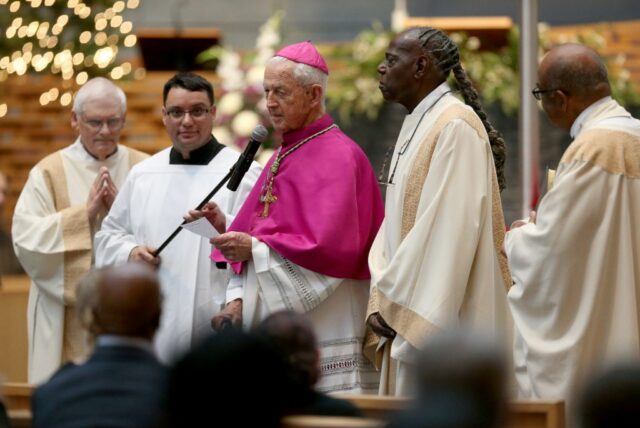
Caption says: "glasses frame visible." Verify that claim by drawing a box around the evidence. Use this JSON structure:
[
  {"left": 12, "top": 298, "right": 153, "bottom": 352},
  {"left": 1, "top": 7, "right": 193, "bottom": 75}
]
[
  {"left": 164, "top": 106, "right": 212, "bottom": 121},
  {"left": 80, "top": 116, "right": 124, "bottom": 132},
  {"left": 532, "top": 86, "right": 568, "bottom": 101}
]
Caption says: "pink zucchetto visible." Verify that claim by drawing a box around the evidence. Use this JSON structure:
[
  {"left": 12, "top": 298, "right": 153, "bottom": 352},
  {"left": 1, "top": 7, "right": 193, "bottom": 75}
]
[{"left": 274, "top": 40, "right": 329, "bottom": 75}]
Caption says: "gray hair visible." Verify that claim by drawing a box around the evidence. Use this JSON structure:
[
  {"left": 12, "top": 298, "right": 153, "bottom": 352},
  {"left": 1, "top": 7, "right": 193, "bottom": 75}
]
[
  {"left": 72, "top": 77, "right": 127, "bottom": 114},
  {"left": 268, "top": 56, "right": 327, "bottom": 103}
]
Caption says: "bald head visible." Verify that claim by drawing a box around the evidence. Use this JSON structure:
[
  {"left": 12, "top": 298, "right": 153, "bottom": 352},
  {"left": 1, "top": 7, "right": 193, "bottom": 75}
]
[
  {"left": 540, "top": 43, "right": 611, "bottom": 102},
  {"left": 90, "top": 263, "right": 162, "bottom": 339}
]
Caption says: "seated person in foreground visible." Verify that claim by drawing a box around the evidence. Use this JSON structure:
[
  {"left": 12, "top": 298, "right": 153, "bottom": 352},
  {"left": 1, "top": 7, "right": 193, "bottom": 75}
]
[
  {"left": 32, "top": 263, "right": 168, "bottom": 428},
  {"left": 168, "top": 330, "right": 303, "bottom": 428},
  {"left": 576, "top": 362, "right": 640, "bottom": 428},
  {"left": 387, "top": 329, "right": 508, "bottom": 428},
  {"left": 254, "top": 311, "right": 364, "bottom": 417}
]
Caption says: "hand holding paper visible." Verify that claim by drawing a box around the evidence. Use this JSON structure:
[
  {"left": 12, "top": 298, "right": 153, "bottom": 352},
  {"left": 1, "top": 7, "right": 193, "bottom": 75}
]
[
  {"left": 183, "top": 201, "right": 226, "bottom": 234},
  {"left": 181, "top": 217, "right": 220, "bottom": 239}
]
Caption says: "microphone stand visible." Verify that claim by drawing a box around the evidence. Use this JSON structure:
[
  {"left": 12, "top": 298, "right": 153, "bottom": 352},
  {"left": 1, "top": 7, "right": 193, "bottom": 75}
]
[{"left": 152, "top": 167, "right": 233, "bottom": 257}]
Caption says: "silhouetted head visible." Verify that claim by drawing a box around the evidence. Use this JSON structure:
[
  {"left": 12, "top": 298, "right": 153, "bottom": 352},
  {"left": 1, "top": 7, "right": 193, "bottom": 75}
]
[
  {"left": 537, "top": 43, "right": 611, "bottom": 131},
  {"left": 389, "top": 329, "right": 508, "bottom": 428},
  {"left": 81, "top": 263, "right": 162, "bottom": 341},
  {"left": 576, "top": 362, "right": 640, "bottom": 428},
  {"left": 168, "top": 330, "right": 302, "bottom": 428},
  {"left": 254, "top": 311, "right": 320, "bottom": 387}
]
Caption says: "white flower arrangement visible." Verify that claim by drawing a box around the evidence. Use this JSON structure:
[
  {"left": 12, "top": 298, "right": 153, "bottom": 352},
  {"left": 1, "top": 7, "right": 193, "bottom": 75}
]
[{"left": 198, "top": 10, "right": 284, "bottom": 161}]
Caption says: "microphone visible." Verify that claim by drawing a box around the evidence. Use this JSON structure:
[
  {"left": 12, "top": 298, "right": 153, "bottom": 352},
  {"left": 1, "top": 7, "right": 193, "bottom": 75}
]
[{"left": 227, "top": 125, "right": 268, "bottom": 191}]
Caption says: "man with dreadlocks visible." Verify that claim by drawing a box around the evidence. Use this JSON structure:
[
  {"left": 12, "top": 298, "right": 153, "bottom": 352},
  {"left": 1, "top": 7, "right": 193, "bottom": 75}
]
[{"left": 364, "top": 27, "right": 513, "bottom": 396}]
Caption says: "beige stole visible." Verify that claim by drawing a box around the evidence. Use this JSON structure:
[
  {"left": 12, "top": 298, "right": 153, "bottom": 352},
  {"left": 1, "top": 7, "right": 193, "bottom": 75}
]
[{"left": 365, "top": 104, "right": 511, "bottom": 365}]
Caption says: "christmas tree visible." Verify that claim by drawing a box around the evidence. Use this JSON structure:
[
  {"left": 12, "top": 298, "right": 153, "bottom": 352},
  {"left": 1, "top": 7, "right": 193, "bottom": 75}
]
[{"left": 0, "top": 0, "right": 142, "bottom": 116}]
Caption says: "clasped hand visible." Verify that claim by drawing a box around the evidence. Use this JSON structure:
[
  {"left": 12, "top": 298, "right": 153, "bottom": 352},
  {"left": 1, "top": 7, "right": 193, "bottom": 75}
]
[{"left": 87, "top": 166, "right": 117, "bottom": 222}]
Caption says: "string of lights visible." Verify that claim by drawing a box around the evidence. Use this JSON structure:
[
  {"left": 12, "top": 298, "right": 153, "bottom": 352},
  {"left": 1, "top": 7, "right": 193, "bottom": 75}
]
[{"left": 0, "top": 0, "right": 143, "bottom": 117}]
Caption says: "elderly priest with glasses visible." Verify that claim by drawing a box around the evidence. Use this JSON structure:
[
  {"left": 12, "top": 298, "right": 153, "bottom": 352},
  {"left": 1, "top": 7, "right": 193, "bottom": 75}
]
[
  {"left": 507, "top": 43, "right": 640, "bottom": 405},
  {"left": 12, "top": 77, "right": 149, "bottom": 384},
  {"left": 95, "top": 72, "right": 261, "bottom": 364}
]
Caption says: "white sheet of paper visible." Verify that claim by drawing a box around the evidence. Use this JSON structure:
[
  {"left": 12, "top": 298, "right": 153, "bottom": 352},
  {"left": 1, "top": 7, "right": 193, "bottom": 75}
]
[{"left": 181, "top": 217, "right": 220, "bottom": 239}]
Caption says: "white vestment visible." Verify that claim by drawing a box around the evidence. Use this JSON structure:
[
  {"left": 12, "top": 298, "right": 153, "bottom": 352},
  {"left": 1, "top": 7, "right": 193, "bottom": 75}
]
[
  {"left": 226, "top": 240, "right": 380, "bottom": 393},
  {"left": 506, "top": 97, "right": 640, "bottom": 404},
  {"left": 95, "top": 146, "right": 260, "bottom": 363},
  {"left": 12, "top": 140, "right": 148, "bottom": 384},
  {"left": 366, "top": 84, "right": 512, "bottom": 396}
]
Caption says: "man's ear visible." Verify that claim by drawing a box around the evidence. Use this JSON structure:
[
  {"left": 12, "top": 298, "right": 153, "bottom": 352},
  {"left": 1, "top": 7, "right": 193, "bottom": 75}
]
[
  {"left": 70, "top": 111, "right": 79, "bottom": 130},
  {"left": 415, "top": 56, "right": 429, "bottom": 78},
  {"left": 307, "top": 84, "right": 323, "bottom": 108},
  {"left": 161, "top": 107, "right": 168, "bottom": 127},
  {"left": 557, "top": 90, "right": 571, "bottom": 113}
]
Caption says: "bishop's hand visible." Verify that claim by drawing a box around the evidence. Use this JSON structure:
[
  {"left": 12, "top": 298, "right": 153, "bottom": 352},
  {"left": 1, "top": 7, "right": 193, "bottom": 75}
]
[{"left": 211, "top": 232, "right": 252, "bottom": 262}]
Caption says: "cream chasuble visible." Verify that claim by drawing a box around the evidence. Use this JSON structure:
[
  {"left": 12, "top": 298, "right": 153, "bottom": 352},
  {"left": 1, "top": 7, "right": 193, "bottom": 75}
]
[
  {"left": 95, "top": 146, "right": 260, "bottom": 364},
  {"left": 366, "top": 86, "right": 512, "bottom": 396},
  {"left": 506, "top": 97, "right": 640, "bottom": 404},
  {"left": 12, "top": 140, "right": 147, "bottom": 384}
]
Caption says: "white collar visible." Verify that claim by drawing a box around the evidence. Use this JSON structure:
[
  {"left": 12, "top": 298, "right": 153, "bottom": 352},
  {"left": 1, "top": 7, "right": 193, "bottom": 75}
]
[
  {"left": 410, "top": 81, "right": 452, "bottom": 117},
  {"left": 570, "top": 96, "right": 611, "bottom": 139},
  {"left": 69, "top": 138, "right": 120, "bottom": 162}
]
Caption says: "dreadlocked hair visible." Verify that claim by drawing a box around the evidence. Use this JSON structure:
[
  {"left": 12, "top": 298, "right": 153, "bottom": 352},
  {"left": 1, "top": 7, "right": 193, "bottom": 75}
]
[{"left": 416, "top": 27, "right": 507, "bottom": 192}]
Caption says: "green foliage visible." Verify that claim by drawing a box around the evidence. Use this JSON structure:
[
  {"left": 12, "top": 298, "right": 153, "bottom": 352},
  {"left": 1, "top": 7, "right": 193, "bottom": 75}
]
[
  {"left": 318, "top": 22, "right": 392, "bottom": 124},
  {"left": 321, "top": 23, "right": 640, "bottom": 120}
]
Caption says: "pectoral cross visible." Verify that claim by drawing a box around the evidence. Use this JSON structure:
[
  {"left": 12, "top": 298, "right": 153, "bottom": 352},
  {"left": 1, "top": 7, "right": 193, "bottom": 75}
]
[{"left": 261, "top": 186, "right": 278, "bottom": 217}]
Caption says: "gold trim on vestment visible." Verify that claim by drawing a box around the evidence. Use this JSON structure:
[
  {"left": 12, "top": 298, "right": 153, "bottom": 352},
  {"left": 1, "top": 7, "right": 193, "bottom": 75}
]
[
  {"left": 401, "top": 104, "right": 511, "bottom": 290},
  {"left": 378, "top": 289, "right": 441, "bottom": 349},
  {"left": 363, "top": 286, "right": 381, "bottom": 365},
  {"left": 38, "top": 152, "right": 91, "bottom": 363},
  {"left": 490, "top": 168, "right": 512, "bottom": 291},
  {"left": 560, "top": 128, "right": 640, "bottom": 177}
]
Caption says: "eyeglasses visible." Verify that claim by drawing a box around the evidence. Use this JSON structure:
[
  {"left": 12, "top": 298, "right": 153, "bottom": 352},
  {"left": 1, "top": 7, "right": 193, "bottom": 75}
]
[
  {"left": 531, "top": 86, "right": 566, "bottom": 101},
  {"left": 165, "top": 107, "right": 211, "bottom": 120},
  {"left": 81, "top": 117, "right": 124, "bottom": 131}
]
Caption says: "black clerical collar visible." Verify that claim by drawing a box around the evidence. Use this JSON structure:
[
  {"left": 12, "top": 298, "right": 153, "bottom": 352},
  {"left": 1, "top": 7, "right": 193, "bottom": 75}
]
[{"left": 169, "top": 136, "right": 225, "bottom": 165}]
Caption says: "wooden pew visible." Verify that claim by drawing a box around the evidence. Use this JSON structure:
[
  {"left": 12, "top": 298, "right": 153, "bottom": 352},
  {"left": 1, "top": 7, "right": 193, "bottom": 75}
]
[
  {"left": 2, "top": 382, "right": 34, "bottom": 428},
  {"left": 333, "top": 394, "right": 410, "bottom": 421},
  {"left": 508, "top": 401, "right": 565, "bottom": 428},
  {"left": 7, "top": 409, "right": 32, "bottom": 428},
  {"left": 1, "top": 382, "right": 34, "bottom": 411},
  {"left": 335, "top": 394, "right": 565, "bottom": 428},
  {"left": 0, "top": 275, "right": 30, "bottom": 382},
  {"left": 281, "top": 416, "right": 384, "bottom": 428}
]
